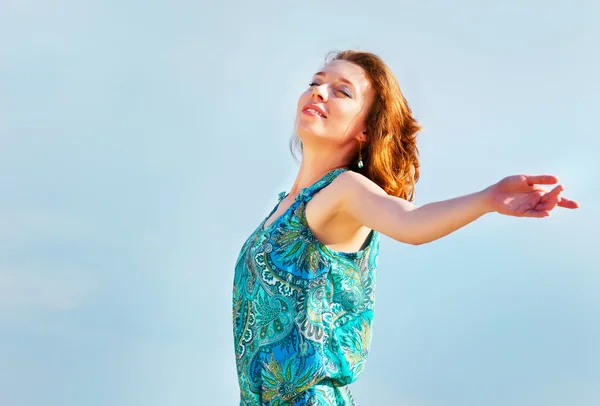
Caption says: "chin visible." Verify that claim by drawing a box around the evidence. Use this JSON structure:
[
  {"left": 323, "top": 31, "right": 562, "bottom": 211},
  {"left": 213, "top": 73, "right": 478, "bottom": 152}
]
[{"left": 296, "top": 123, "right": 328, "bottom": 138}]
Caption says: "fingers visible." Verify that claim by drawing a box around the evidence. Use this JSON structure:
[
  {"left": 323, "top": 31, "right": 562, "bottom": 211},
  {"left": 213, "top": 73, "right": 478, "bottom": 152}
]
[
  {"left": 526, "top": 175, "right": 559, "bottom": 186},
  {"left": 557, "top": 197, "right": 581, "bottom": 209},
  {"left": 536, "top": 199, "right": 559, "bottom": 211},
  {"left": 540, "top": 184, "right": 564, "bottom": 203},
  {"left": 540, "top": 184, "right": 580, "bottom": 209},
  {"left": 536, "top": 197, "right": 580, "bottom": 211},
  {"left": 524, "top": 209, "right": 551, "bottom": 218}
]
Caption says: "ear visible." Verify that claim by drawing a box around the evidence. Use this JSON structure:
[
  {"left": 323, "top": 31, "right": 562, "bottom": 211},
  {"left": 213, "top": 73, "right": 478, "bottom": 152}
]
[{"left": 357, "top": 130, "right": 368, "bottom": 143}]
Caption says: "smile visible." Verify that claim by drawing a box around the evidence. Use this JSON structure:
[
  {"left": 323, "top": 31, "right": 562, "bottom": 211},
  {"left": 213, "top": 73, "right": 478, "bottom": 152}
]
[{"left": 303, "top": 108, "right": 326, "bottom": 118}]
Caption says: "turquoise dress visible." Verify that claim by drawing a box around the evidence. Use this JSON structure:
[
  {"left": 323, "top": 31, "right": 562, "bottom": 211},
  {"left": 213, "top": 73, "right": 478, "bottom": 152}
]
[{"left": 232, "top": 168, "right": 381, "bottom": 405}]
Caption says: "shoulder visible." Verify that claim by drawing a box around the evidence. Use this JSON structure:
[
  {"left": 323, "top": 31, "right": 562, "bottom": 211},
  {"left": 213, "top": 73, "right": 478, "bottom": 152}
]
[
  {"left": 330, "top": 170, "right": 416, "bottom": 230},
  {"left": 308, "top": 170, "right": 380, "bottom": 221},
  {"left": 332, "top": 170, "right": 387, "bottom": 199},
  {"left": 320, "top": 170, "right": 389, "bottom": 220}
]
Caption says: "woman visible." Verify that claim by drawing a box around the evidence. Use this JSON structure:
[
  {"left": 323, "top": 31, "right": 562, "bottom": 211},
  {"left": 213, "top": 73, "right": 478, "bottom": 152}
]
[{"left": 232, "top": 50, "right": 579, "bottom": 406}]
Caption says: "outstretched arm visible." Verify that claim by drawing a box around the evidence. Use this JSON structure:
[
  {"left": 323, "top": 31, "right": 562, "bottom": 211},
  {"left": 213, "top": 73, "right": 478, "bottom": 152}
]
[{"left": 338, "top": 172, "right": 580, "bottom": 246}]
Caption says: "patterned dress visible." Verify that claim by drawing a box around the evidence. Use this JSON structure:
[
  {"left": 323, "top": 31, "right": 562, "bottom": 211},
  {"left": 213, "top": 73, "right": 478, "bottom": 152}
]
[{"left": 232, "top": 168, "right": 381, "bottom": 405}]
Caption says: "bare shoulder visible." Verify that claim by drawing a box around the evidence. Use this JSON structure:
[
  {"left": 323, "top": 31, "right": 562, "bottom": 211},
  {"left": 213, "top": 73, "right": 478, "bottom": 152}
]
[
  {"left": 305, "top": 171, "right": 383, "bottom": 251},
  {"left": 309, "top": 170, "right": 417, "bottom": 249},
  {"left": 306, "top": 170, "right": 378, "bottom": 225},
  {"left": 329, "top": 169, "right": 417, "bottom": 232},
  {"left": 332, "top": 170, "right": 388, "bottom": 200},
  {"left": 316, "top": 170, "right": 387, "bottom": 222}
]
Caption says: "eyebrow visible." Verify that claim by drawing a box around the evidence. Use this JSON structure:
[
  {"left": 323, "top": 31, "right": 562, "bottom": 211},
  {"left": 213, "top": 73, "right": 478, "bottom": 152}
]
[{"left": 314, "top": 71, "right": 356, "bottom": 89}]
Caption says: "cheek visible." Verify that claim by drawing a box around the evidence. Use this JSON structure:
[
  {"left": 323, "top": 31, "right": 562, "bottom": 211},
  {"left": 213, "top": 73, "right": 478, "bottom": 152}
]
[
  {"left": 297, "top": 90, "right": 311, "bottom": 109},
  {"left": 335, "top": 106, "right": 367, "bottom": 132},
  {"left": 331, "top": 104, "right": 356, "bottom": 122}
]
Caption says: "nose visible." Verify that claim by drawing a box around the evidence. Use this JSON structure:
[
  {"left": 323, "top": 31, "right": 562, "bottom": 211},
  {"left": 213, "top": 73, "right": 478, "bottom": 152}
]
[{"left": 311, "top": 84, "right": 327, "bottom": 102}]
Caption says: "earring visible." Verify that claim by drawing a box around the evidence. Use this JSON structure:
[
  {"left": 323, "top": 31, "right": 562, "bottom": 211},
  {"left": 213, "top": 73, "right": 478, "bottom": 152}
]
[{"left": 357, "top": 140, "right": 364, "bottom": 169}]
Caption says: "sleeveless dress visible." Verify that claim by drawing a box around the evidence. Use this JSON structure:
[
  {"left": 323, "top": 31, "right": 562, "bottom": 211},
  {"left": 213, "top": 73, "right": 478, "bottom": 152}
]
[{"left": 232, "top": 168, "right": 381, "bottom": 406}]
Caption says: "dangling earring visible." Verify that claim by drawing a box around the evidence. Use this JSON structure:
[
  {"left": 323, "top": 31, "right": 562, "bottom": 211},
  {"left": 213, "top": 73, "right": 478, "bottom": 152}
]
[{"left": 357, "top": 140, "right": 364, "bottom": 169}]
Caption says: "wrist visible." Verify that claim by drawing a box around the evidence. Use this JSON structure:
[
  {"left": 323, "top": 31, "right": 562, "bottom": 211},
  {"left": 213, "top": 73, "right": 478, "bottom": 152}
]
[{"left": 478, "top": 186, "right": 497, "bottom": 214}]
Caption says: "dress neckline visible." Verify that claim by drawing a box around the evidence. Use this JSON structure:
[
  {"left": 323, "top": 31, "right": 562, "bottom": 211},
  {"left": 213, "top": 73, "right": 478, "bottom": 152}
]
[{"left": 261, "top": 167, "right": 348, "bottom": 232}]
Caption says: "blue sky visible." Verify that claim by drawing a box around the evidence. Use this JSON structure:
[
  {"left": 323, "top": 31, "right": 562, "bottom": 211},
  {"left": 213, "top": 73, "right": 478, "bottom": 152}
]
[{"left": 0, "top": 1, "right": 598, "bottom": 405}]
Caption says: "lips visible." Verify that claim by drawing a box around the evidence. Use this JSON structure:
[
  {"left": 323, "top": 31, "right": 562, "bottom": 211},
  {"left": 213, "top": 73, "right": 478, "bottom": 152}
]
[{"left": 302, "top": 104, "right": 327, "bottom": 118}]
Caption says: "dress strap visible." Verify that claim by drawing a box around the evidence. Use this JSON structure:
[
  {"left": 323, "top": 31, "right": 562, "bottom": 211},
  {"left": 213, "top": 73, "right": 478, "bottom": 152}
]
[
  {"left": 277, "top": 191, "right": 287, "bottom": 203},
  {"left": 296, "top": 167, "right": 348, "bottom": 203}
]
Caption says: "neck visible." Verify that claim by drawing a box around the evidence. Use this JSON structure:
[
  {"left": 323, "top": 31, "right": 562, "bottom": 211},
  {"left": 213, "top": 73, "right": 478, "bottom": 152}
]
[{"left": 287, "top": 147, "right": 350, "bottom": 197}]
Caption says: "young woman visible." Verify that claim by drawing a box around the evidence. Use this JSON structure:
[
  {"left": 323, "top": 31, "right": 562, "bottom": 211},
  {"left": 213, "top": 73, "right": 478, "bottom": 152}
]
[{"left": 232, "top": 50, "right": 579, "bottom": 406}]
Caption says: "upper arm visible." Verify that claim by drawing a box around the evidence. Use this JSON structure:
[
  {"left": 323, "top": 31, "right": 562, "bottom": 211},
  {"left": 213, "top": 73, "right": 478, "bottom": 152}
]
[{"left": 335, "top": 171, "right": 420, "bottom": 245}]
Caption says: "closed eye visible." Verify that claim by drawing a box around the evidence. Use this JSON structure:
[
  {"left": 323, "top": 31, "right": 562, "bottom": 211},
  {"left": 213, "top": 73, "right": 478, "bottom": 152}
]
[
  {"left": 308, "top": 82, "right": 352, "bottom": 98},
  {"left": 337, "top": 88, "right": 352, "bottom": 98}
]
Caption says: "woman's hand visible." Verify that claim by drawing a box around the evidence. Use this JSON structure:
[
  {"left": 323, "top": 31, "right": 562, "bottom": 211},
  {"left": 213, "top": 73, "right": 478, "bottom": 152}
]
[{"left": 484, "top": 175, "right": 580, "bottom": 218}]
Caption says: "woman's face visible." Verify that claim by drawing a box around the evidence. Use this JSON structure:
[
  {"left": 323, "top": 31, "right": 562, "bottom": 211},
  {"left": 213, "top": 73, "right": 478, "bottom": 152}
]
[{"left": 296, "top": 59, "right": 373, "bottom": 145}]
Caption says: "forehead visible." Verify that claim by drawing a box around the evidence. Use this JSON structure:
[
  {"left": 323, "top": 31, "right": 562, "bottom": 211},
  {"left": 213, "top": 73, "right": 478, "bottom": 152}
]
[{"left": 317, "top": 60, "right": 371, "bottom": 92}]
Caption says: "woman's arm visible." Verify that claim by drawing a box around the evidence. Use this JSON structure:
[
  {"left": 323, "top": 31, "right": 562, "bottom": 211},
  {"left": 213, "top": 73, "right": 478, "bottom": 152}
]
[{"left": 337, "top": 171, "right": 579, "bottom": 246}]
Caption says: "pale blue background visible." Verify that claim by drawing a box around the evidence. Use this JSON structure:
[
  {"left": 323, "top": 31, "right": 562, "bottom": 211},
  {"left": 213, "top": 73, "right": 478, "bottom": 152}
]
[{"left": 0, "top": 1, "right": 598, "bottom": 405}]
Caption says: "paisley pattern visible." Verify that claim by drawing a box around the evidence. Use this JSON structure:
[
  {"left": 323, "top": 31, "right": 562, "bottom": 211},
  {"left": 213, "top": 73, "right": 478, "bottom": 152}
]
[{"left": 232, "top": 168, "right": 381, "bottom": 405}]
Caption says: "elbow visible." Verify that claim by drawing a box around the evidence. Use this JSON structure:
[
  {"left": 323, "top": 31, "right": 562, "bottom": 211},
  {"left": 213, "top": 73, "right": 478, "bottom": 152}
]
[
  {"left": 404, "top": 234, "right": 435, "bottom": 246},
  {"left": 394, "top": 235, "right": 429, "bottom": 246},
  {"left": 390, "top": 225, "right": 434, "bottom": 246},
  {"left": 410, "top": 240, "right": 428, "bottom": 246}
]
